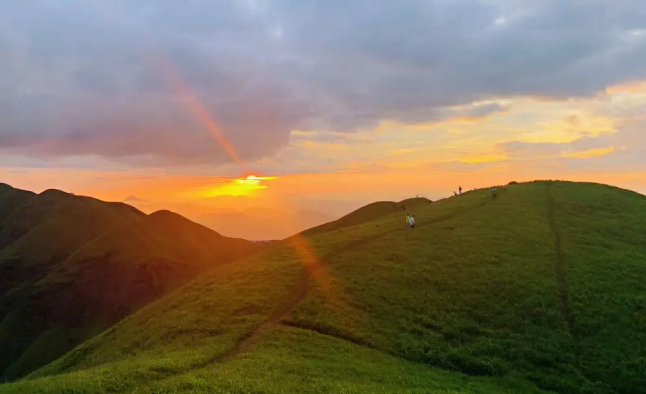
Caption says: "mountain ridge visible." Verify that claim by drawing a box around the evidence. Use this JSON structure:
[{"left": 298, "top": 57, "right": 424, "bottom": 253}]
[
  {"left": 1, "top": 181, "right": 645, "bottom": 394},
  {"left": 0, "top": 183, "right": 259, "bottom": 381}
]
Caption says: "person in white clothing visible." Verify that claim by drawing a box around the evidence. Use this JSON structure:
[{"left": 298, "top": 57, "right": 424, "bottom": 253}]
[{"left": 408, "top": 215, "right": 415, "bottom": 229}]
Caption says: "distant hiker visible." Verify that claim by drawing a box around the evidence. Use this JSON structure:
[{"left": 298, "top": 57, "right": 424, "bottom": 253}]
[
  {"left": 459, "top": 186, "right": 462, "bottom": 194},
  {"left": 409, "top": 215, "right": 416, "bottom": 229},
  {"left": 492, "top": 187, "right": 498, "bottom": 200},
  {"left": 454, "top": 191, "right": 458, "bottom": 197},
  {"left": 405, "top": 214, "right": 410, "bottom": 228}
]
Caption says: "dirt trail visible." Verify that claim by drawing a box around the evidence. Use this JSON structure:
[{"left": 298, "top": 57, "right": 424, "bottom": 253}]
[
  {"left": 107, "top": 195, "right": 494, "bottom": 392},
  {"left": 544, "top": 183, "right": 607, "bottom": 390},
  {"left": 208, "top": 195, "right": 494, "bottom": 365},
  {"left": 141, "top": 193, "right": 495, "bottom": 383},
  {"left": 214, "top": 262, "right": 322, "bottom": 364},
  {"left": 333, "top": 197, "right": 492, "bottom": 253},
  {"left": 545, "top": 183, "right": 578, "bottom": 339}
]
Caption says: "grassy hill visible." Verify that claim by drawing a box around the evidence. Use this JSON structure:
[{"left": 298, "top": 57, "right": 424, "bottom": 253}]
[
  {"left": 0, "top": 184, "right": 259, "bottom": 381},
  {"left": 302, "top": 196, "right": 431, "bottom": 236},
  {"left": 1, "top": 181, "right": 645, "bottom": 394}
]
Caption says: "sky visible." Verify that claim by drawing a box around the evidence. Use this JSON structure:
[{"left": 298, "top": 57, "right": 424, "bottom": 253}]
[{"left": 1, "top": 0, "right": 645, "bottom": 238}]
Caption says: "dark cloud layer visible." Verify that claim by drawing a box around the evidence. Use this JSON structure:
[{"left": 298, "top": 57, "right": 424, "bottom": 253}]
[{"left": 0, "top": 0, "right": 644, "bottom": 164}]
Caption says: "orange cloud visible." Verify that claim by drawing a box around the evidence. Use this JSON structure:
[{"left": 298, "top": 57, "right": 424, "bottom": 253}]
[
  {"left": 560, "top": 146, "right": 615, "bottom": 159},
  {"left": 301, "top": 141, "right": 351, "bottom": 151},
  {"left": 461, "top": 154, "right": 509, "bottom": 164},
  {"left": 606, "top": 80, "right": 646, "bottom": 95}
]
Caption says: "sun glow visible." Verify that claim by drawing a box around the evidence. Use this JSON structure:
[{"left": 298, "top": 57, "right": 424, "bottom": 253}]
[
  {"left": 153, "top": 50, "right": 346, "bottom": 322},
  {"left": 237, "top": 175, "right": 277, "bottom": 185},
  {"left": 196, "top": 175, "right": 277, "bottom": 198}
]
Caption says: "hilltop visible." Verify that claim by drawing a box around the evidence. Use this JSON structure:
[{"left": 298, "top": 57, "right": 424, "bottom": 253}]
[
  {"left": 1, "top": 181, "right": 645, "bottom": 394},
  {"left": 0, "top": 184, "right": 259, "bottom": 381},
  {"left": 303, "top": 196, "right": 431, "bottom": 236}
]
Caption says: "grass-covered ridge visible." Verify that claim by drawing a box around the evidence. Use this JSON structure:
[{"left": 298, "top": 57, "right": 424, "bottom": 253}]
[
  {"left": 0, "top": 184, "right": 259, "bottom": 381},
  {"left": 1, "top": 181, "right": 645, "bottom": 393},
  {"left": 302, "top": 196, "right": 431, "bottom": 236}
]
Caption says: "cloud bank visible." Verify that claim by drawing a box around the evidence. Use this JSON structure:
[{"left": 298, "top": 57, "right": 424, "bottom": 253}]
[{"left": 0, "top": 0, "right": 644, "bottom": 165}]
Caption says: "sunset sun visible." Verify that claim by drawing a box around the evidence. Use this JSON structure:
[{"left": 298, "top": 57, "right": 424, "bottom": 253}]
[{"left": 196, "top": 175, "right": 278, "bottom": 198}]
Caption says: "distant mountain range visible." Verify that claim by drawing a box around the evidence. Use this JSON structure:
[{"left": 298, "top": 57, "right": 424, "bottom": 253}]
[
  {"left": 121, "top": 196, "right": 336, "bottom": 241},
  {"left": 0, "top": 183, "right": 259, "bottom": 380}
]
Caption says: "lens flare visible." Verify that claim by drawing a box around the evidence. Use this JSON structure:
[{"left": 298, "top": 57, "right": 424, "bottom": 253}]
[
  {"left": 149, "top": 39, "right": 348, "bottom": 331},
  {"left": 153, "top": 53, "right": 245, "bottom": 169},
  {"left": 86, "top": 1, "right": 352, "bottom": 336}
]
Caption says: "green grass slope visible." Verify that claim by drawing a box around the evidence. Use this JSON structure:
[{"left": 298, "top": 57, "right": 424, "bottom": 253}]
[
  {"left": 302, "top": 196, "right": 431, "bottom": 236},
  {"left": 1, "top": 181, "right": 644, "bottom": 394},
  {"left": 0, "top": 185, "right": 259, "bottom": 381},
  {"left": 3, "top": 245, "right": 541, "bottom": 394}
]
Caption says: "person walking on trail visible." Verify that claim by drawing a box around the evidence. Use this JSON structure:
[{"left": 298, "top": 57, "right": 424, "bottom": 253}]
[
  {"left": 492, "top": 187, "right": 498, "bottom": 200},
  {"left": 409, "top": 215, "right": 416, "bottom": 229},
  {"left": 459, "top": 186, "right": 462, "bottom": 194},
  {"left": 405, "top": 214, "right": 410, "bottom": 228}
]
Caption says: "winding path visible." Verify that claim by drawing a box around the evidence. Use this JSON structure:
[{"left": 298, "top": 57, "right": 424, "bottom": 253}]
[
  {"left": 209, "top": 195, "right": 493, "bottom": 364},
  {"left": 125, "top": 194, "right": 494, "bottom": 393},
  {"left": 545, "top": 183, "right": 578, "bottom": 339},
  {"left": 545, "top": 183, "right": 598, "bottom": 388}
]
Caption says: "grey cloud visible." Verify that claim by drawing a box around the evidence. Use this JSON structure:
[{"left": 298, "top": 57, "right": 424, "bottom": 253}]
[
  {"left": 0, "top": 0, "right": 645, "bottom": 165},
  {"left": 445, "top": 102, "right": 511, "bottom": 120}
]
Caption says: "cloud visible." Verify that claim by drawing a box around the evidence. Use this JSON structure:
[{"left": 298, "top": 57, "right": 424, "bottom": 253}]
[
  {"left": 0, "top": 0, "right": 645, "bottom": 166},
  {"left": 499, "top": 136, "right": 614, "bottom": 159},
  {"left": 461, "top": 154, "right": 509, "bottom": 164},
  {"left": 560, "top": 146, "right": 615, "bottom": 159},
  {"left": 442, "top": 102, "right": 512, "bottom": 122}
]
